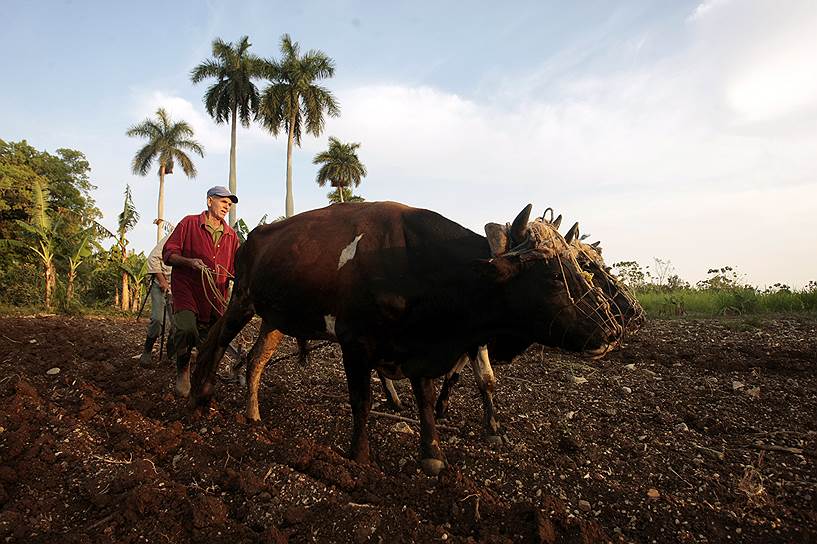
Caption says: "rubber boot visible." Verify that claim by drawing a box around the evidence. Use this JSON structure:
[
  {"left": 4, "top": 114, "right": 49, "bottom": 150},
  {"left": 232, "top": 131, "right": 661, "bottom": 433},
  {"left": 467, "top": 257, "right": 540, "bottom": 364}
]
[
  {"left": 139, "top": 335, "right": 158, "bottom": 368},
  {"left": 175, "top": 352, "right": 191, "bottom": 397}
]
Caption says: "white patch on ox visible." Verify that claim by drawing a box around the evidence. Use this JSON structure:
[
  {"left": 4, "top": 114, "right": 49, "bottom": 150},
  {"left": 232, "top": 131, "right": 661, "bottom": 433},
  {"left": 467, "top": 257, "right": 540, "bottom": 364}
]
[
  {"left": 324, "top": 315, "right": 337, "bottom": 338},
  {"left": 337, "top": 233, "right": 364, "bottom": 270}
]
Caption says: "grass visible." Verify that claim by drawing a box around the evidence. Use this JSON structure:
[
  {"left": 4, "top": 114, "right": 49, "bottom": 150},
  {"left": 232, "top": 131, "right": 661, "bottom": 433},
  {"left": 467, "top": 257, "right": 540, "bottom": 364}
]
[{"left": 637, "top": 286, "right": 817, "bottom": 318}]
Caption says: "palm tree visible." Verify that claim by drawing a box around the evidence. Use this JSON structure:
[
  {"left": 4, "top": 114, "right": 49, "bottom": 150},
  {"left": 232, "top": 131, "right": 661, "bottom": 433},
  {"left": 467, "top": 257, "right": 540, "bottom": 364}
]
[
  {"left": 327, "top": 187, "right": 365, "bottom": 204},
  {"left": 313, "top": 137, "right": 367, "bottom": 203},
  {"left": 191, "top": 36, "right": 265, "bottom": 226},
  {"left": 258, "top": 34, "right": 340, "bottom": 217},
  {"left": 127, "top": 108, "right": 203, "bottom": 242}
]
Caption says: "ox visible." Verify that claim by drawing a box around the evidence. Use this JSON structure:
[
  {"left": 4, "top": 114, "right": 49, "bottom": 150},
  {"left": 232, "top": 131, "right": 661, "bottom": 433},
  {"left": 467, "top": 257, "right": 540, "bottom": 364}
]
[
  {"left": 188, "top": 202, "right": 623, "bottom": 475},
  {"left": 379, "top": 214, "right": 645, "bottom": 442}
]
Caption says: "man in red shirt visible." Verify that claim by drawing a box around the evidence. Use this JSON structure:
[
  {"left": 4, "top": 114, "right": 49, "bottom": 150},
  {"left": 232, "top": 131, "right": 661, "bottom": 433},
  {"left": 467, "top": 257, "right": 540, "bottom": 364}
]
[{"left": 163, "top": 186, "right": 240, "bottom": 396}]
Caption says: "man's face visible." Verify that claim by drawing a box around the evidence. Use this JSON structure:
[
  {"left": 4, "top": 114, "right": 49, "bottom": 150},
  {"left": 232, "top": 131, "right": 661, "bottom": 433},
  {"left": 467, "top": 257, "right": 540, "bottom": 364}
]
[{"left": 207, "top": 196, "right": 233, "bottom": 220}]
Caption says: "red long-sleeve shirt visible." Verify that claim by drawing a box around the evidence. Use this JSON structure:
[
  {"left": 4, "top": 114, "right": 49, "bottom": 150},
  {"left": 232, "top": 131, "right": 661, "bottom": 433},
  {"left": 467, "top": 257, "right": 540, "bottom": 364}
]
[{"left": 162, "top": 212, "right": 239, "bottom": 323}]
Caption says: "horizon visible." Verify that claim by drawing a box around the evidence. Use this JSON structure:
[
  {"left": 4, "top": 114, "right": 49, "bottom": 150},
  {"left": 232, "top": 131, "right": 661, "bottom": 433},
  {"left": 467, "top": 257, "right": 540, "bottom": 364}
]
[{"left": 2, "top": 0, "right": 816, "bottom": 288}]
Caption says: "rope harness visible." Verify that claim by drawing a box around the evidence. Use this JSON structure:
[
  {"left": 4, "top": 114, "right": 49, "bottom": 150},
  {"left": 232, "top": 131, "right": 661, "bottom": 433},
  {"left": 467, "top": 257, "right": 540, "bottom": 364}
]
[
  {"left": 497, "top": 220, "right": 622, "bottom": 355},
  {"left": 200, "top": 264, "right": 235, "bottom": 316}
]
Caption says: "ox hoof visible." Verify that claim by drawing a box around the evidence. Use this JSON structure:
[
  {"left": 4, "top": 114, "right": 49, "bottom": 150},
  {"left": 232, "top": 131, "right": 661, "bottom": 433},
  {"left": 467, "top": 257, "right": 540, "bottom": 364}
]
[
  {"left": 486, "top": 434, "right": 504, "bottom": 446},
  {"left": 420, "top": 458, "right": 445, "bottom": 477},
  {"left": 175, "top": 372, "right": 191, "bottom": 398}
]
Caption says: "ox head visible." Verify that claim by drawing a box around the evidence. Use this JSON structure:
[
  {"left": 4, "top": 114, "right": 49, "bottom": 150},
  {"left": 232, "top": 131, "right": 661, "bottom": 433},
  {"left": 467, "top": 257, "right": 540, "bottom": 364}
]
[
  {"left": 558, "top": 222, "right": 645, "bottom": 333},
  {"left": 483, "top": 205, "right": 622, "bottom": 356}
]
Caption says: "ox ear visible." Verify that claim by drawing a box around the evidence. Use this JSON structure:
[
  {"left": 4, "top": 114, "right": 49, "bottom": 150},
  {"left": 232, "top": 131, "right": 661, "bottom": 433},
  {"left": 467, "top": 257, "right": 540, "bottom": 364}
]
[
  {"left": 476, "top": 256, "right": 519, "bottom": 284},
  {"left": 484, "top": 222, "right": 510, "bottom": 256},
  {"left": 552, "top": 214, "right": 562, "bottom": 229},
  {"left": 565, "top": 222, "right": 580, "bottom": 244},
  {"left": 510, "top": 204, "right": 532, "bottom": 243}
]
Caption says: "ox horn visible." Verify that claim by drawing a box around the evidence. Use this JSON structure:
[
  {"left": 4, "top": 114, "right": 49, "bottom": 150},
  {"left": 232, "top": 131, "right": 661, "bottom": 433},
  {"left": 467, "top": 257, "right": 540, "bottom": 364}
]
[
  {"left": 541, "top": 207, "right": 554, "bottom": 223},
  {"left": 565, "top": 222, "right": 580, "bottom": 243},
  {"left": 552, "top": 214, "right": 562, "bottom": 229},
  {"left": 510, "top": 204, "right": 533, "bottom": 243},
  {"left": 591, "top": 241, "right": 601, "bottom": 249}
]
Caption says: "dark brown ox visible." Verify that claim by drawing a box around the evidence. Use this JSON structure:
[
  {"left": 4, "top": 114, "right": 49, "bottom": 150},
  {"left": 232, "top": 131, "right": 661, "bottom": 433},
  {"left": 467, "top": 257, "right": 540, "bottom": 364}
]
[
  {"left": 189, "top": 202, "right": 622, "bottom": 475},
  {"left": 382, "top": 214, "right": 646, "bottom": 442}
]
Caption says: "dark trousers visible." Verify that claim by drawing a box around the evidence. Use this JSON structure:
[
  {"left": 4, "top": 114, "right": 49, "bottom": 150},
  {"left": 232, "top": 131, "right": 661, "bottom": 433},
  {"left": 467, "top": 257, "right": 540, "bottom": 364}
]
[{"left": 172, "top": 309, "right": 217, "bottom": 372}]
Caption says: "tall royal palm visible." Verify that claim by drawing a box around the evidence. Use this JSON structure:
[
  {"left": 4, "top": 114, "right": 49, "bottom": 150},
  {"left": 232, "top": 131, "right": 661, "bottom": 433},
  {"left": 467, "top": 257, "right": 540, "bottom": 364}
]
[
  {"left": 126, "top": 108, "right": 204, "bottom": 241},
  {"left": 259, "top": 34, "right": 340, "bottom": 217},
  {"left": 191, "top": 36, "right": 264, "bottom": 226},
  {"left": 313, "top": 137, "right": 367, "bottom": 203}
]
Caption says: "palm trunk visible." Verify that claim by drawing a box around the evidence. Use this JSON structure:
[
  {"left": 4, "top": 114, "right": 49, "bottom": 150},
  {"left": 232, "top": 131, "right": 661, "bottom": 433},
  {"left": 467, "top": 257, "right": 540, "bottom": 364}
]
[
  {"left": 285, "top": 108, "right": 297, "bottom": 218},
  {"left": 157, "top": 165, "right": 166, "bottom": 242},
  {"left": 338, "top": 185, "right": 344, "bottom": 203},
  {"left": 115, "top": 286, "right": 119, "bottom": 307},
  {"left": 229, "top": 107, "right": 238, "bottom": 227}
]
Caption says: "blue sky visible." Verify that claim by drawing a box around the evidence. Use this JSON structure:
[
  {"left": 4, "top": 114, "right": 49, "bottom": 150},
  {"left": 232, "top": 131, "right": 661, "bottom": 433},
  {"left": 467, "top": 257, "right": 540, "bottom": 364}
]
[{"left": 2, "top": 0, "right": 816, "bottom": 286}]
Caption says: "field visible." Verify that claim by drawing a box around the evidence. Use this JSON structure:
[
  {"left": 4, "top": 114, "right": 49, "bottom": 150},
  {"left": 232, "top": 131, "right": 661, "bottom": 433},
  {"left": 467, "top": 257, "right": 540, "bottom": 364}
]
[{"left": 1, "top": 314, "right": 815, "bottom": 543}]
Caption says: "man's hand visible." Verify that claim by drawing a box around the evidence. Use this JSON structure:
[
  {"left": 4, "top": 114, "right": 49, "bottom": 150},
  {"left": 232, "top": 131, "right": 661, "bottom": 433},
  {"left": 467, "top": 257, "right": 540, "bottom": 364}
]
[{"left": 188, "top": 258, "right": 209, "bottom": 272}]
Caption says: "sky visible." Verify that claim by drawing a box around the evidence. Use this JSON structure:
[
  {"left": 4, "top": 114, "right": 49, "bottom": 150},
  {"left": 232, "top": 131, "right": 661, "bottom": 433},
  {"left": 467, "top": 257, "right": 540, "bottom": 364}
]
[{"left": 2, "top": 0, "right": 816, "bottom": 287}]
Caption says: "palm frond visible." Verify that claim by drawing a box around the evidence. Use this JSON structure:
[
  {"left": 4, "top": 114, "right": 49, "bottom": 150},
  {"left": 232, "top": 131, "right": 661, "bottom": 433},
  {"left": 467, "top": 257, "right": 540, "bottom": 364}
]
[
  {"left": 131, "top": 143, "right": 157, "bottom": 176},
  {"left": 173, "top": 150, "right": 198, "bottom": 178},
  {"left": 190, "top": 58, "right": 223, "bottom": 83}
]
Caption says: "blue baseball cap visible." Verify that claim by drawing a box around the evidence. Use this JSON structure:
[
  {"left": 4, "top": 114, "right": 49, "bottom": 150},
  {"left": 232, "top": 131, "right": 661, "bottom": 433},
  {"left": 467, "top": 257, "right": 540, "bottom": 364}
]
[{"left": 206, "top": 186, "right": 238, "bottom": 203}]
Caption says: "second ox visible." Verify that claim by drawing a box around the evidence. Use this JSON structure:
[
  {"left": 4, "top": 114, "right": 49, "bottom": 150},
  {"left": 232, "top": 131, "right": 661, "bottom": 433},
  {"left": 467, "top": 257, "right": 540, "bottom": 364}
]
[{"left": 188, "top": 201, "right": 623, "bottom": 475}]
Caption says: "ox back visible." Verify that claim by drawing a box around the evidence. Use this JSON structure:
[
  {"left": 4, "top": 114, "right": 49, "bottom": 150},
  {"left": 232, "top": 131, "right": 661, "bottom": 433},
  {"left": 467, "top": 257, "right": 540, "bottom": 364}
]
[{"left": 239, "top": 202, "right": 505, "bottom": 376}]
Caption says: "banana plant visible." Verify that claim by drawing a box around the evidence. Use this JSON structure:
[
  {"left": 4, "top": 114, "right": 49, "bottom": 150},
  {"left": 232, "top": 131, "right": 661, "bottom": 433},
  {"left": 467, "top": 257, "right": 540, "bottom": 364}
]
[
  {"left": 234, "top": 214, "right": 268, "bottom": 244},
  {"left": 0, "top": 179, "right": 60, "bottom": 307},
  {"left": 66, "top": 232, "right": 103, "bottom": 303},
  {"left": 120, "top": 254, "right": 149, "bottom": 312},
  {"left": 93, "top": 185, "right": 140, "bottom": 310}
]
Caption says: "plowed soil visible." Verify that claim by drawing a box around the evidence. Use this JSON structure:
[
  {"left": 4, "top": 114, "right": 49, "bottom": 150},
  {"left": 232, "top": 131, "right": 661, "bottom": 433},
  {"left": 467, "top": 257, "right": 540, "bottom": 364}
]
[{"left": 1, "top": 315, "right": 815, "bottom": 543}]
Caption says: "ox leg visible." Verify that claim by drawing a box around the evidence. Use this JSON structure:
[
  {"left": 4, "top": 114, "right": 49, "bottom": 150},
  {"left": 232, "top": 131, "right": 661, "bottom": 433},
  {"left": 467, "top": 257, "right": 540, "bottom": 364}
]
[
  {"left": 435, "top": 354, "right": 469, "bottom": 420},
  {"left": 410, "top": 377, "right": 446, "bottom": 477},
  {"left": 376, "top": 372, "right": 403, "bottom": 411},
  {"left": 471, "top": 345, "right": 504, "bottom": 444},
  {"left": 344, "top": 357, "right": 373, "bottom": 465},
  {"left": 189, "top": 294, "right": 254, "bottom": 408},
  {"left": 296, "top": 337, "right": 309, "bottom": 366},
  {"left": 245, "top": 324, "right": 285, "bottom": 422},
  {"left": 226, "top": 343, "right": 247, "bottom": 386}
]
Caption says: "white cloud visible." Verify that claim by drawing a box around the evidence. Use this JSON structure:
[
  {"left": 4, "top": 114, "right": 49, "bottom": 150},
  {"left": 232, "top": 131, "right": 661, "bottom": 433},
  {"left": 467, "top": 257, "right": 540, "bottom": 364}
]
[
  {"left": 129, "top": 90, "right": 284, "bottom": 155},
  {"left": 687, "top": 0, "right": 733, "bottom": 22}
]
